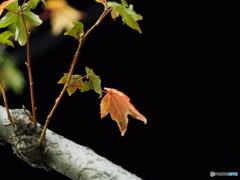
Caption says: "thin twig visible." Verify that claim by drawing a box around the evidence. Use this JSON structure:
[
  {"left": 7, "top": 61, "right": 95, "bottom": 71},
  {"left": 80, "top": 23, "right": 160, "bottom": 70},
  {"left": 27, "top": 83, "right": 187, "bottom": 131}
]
[
  {"left": 22, "top": 104, "right": 34, "bottom": 121},
  {"left": 38, "top": 39, "right": 84, "bottom": 144},
  {"left": 38, "top": 6, "right": 113, "bottom": 145},
  {"left": 20, "top": 6, "right": 37, "bottom": 127},
  {"left": 4, "top": 8, "right": 21, "bottom": 16},
  {"left": 0, "top": 81, "right": 13, "bottom": 124},
  {"left": 84, "top": 7, "right": 113, "bottom": 40}
]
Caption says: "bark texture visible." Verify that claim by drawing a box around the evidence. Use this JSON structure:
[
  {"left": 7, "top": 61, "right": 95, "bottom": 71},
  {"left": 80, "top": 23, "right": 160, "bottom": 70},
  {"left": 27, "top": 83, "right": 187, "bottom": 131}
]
[{"left": 0, "top": 106, "right": 142, "bottom": 180}]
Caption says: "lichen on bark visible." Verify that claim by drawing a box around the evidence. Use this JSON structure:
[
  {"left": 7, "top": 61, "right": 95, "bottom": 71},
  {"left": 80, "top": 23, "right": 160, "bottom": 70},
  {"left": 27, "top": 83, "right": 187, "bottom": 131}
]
[{"left": 9, "top": 109, "right": 49, "bottom": 170}]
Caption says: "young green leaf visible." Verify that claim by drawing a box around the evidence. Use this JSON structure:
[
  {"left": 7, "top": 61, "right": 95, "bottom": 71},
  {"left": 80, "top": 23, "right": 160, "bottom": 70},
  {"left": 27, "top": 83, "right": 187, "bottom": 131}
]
[
  {"left": 120, "top": 0, "right": 128, "bottom": 7},
  {"left": 46, "top": 0, "right": 84, "bottom": 36},
  {"left": 27, "top": 0, "right": 46, "bottom": 10},
  {"left": 0, "top": 12, "right": 17, "bottom": 28},
  {"left": 84, "top": 67, "right": 102, "bottom": 98},
  {"left": 58, "top": 73, "right": 84, "bottom": 96},
  {"left": 16, "top": 8, "right": 42, "bottom": 45},
  {"left": 0, "top": 1, "right": 42, "bottom": 45},
  {"left": 14, "top": 16, "right": 27, "bottom": 46},
  {"left": 108, "top": 1, "right": 143, "bottom": 33},
  {"left": 23, "top": 8, "right": 43, "bottom": 26},
  {"left": 0, "top": 51, "right": 26, "bottom": 95},
  {"left": 0, "top": 31, "right": 14, "bottom": 47},
  {"left": 64, "top": 21, "right": 84, "bottom": 38},
  {"left": 27, "top": 0, "right": 39, "bottom": 9},
  {"left": 80, "top": 80, "right": 93, "bottom": 92},
  {"left": 0, "top": 1, "right": 18, "bottom": 28}
]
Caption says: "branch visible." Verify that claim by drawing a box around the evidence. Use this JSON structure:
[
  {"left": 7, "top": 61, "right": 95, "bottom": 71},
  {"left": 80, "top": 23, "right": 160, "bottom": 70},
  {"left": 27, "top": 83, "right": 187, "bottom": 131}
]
[
  {"left": 0, "top": 105, "right": 142, "bottom": 180},
  {"left": 20, "top": 7, "right": 37, "bottom": 126}
]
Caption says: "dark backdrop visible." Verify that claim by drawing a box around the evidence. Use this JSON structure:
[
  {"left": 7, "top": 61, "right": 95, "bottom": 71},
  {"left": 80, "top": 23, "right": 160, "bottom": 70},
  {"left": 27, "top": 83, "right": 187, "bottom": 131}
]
[{"left": 1, "top": 0, "right": 239, "bottom": 179}]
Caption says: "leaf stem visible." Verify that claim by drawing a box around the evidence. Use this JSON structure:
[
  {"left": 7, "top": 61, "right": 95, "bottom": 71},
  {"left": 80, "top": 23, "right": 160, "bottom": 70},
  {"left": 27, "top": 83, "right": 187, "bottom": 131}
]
[
  {"left": 4, "top": 8, "right": 21, "bottom": 16},
  {"left": 71, "top": 75, "right": 89, "bottom": 84},
  {"left": 71, "top": 85, "right": 109, "bottom": 94},
  {"left": 20, "top": 7, "right": 37, "bottom": 127}
]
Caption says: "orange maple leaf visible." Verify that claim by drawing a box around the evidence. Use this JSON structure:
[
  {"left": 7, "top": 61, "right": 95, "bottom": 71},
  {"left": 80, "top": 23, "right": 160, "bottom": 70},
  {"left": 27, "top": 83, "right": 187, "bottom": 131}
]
[
  {"left": 100, "top": 87, "right": 147, "bottom": 136},
  {"left": 46, "top": 0, "right": 85, "bottom": 36},
  {"left": 0, "top": 0, "right": 16, "bottom": 16}
]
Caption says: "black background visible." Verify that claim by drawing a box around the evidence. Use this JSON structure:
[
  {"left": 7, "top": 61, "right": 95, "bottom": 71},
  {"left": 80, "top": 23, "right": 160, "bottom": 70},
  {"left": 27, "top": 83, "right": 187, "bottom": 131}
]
[{"left": 0, "top": 0, "right": 239, "bottom": 179}]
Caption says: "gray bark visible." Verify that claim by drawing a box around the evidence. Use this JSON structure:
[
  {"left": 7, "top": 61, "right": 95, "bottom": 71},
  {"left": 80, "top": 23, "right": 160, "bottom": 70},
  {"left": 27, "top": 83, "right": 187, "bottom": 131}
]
[{"left": 0, "top": 105, "right": 142, "bottom": 180}]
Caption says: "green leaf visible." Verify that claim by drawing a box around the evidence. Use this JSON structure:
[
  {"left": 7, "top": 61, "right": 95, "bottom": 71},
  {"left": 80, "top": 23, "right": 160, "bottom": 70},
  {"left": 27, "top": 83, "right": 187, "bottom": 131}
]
[
  {"left": 15, "top": 8, "right": 42, "bottom": 45},
  {"left": 0, "top": 11, "right": 18, "bottom": 28},
  {"left": 23, "top": 8, "right": 42, "bottom": 26},
  {"left": 27, "top": 0, "right": 46, "bottom": 9},
  {"left": 58, "top": 73, "right": 84, "bottom": 96},
  {"left": 108, "top": 1, "right": 143, "bottom": 33},
  {"left": 121, "top": 0, "right": 128, "bottom": 7},
  {"left": 5, "top": 1, "right": 19, "bottom": 12},
  {"left": 14, "top": 16, "right": 27, "bottom": 46},
  {"left": 28, "top": 0, "right": 39, "bottom": 9},
  {"left": 22, "top": 1, "right": 32, "bottom": 11},
  {"left": 85, "top": 67, "right": 102, "bottom": 98},
  {"left": 15, "top": 7, "right": 42, "bottom": 45},
  {"left": 0, "top": 31, "right": 14, "bottom": 47},
  {"left": 64, "top": 21, "right": 84, "bottom": 38},
  {"left": 80, "top": 80, "right": 93, "bottom": 92},
  {"left": 0, "top": 51, "right": 26, "bottom": 95},
  {"left": 0, "top": 1, "right": 42, "bottom": 46}
]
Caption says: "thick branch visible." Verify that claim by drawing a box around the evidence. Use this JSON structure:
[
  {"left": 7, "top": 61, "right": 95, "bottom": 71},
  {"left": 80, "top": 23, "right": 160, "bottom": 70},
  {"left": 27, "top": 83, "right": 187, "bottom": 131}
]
[{"left": 0, "top": 106, "right": 142, "bottom": 180}]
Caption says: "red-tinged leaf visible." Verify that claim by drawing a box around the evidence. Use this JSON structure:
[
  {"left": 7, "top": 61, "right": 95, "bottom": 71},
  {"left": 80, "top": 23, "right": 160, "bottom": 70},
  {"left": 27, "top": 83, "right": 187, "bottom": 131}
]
[
  {"left": 100, "top": 87, "right": 147, "bottom": 136},
  {"left": 58, "top": 73, "right": 84, "bottom": 96}
]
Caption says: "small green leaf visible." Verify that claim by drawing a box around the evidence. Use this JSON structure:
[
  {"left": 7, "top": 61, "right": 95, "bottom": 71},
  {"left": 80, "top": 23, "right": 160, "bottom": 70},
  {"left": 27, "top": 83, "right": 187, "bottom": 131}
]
[
  {"left": 80, "top": 80, "right": 93, "bottom": 92},
  {"left": 0, "top": 11, "right": 17, "bottom": 28},
  {"left": 121, "top": 0, "right": 128, "bottom": 7},
  {"left": 28, "top": 0, "right": 39, "bottom": 9},
  {"left": 27, "top": 0, "right": 46, "bottom": 9},
  {"left": 108, "top": 1, "right": 142, "bottom": 33},
  {"left": 0, "top": 51, "right": 26, "bottom": 95},
  {"left": 58, "top": 73, "right": 84, "bottom": 96},
  {"left": 0, "top": 1, "right": 42, "bottom": 46},
  {"left": 64, "top": 21, "right": 84, "bottom": 38},
  {"left": 0, "top": 31, "right": 14, "bottom": 47},
  {"left": 15, "top": 8, "right": 42, "bottom": 45},
  {"left": 85, "top": 67, "right": 102, "bottom": 98},
  {"left": 23, "top": 9, "right": 43, "bottom": 26},
  {"left": 5, "top": 0, "right": 19, "bottom": 12},
  {"left": 14, "top": 9, "right": 42, "bottom": 45},
  {"left": 58, "top": 73, "right": 68, "bottom": 84},
  {"left": 14, "top": 16, "right": 27, "bottom": 46},
  {"left": 22, "top": 1, "right": 32, "bottom": 11}
]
